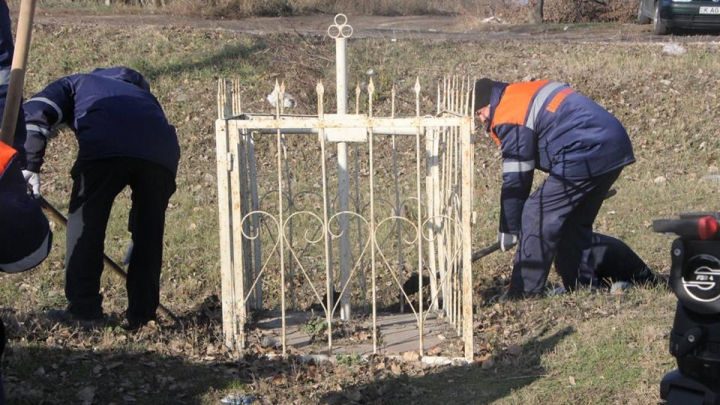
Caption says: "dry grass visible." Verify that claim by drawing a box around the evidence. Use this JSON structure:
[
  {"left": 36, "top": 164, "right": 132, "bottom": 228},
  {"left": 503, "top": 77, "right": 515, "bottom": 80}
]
[
  {"left": 13, "top": 0, "right": 640, "bottom": 22},
  {"left": 0, "top": 12, "right": 718, "bottom": 405}
]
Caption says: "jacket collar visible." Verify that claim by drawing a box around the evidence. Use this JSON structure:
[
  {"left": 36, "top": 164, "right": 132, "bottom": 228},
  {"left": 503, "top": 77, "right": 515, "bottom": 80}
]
[{"left": 487, "top": 81, "right": 508, "bottom": 126}]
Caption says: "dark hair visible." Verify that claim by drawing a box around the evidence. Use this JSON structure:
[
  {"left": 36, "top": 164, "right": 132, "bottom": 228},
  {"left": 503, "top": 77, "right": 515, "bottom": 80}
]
[{"left": 473, "top": 78, "right": 496, "bottom": 112}]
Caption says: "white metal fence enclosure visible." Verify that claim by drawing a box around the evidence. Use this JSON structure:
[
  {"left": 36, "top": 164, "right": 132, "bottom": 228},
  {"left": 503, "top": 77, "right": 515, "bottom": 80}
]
[{"left": 215, "top": 15, "right": 478, "bottom": 361}]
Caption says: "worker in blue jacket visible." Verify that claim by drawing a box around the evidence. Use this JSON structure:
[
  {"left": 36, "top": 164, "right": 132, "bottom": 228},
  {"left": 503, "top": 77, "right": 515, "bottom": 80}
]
[
  {"left": 0, "top": 1, "right": 53, "bottom": 402},
  {"left": 22, "top": 67, "right": 180, "bottom": 329},
  {"left": 472, "top": 78, "right": 635, "bottom": 298},
  {"left": 0, "top": 0, "right": 50, "bottom": 275}
]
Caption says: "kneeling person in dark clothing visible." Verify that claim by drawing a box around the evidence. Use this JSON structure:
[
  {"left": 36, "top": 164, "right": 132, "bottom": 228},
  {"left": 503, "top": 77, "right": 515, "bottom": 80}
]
[
  {"left": 22, "top": 67, "right": 180, "bottom": 329},
  {"left": 549, "top": 232, "right": 666, "bottom": 296},
  {"left": 587, "top": 233, "right": 666, "bottom": 289}
]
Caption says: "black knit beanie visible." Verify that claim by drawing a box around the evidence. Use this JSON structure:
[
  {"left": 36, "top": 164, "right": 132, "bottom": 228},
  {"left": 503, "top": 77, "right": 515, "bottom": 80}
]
[{"left": 473, "top": 78, "right": 495, "bottom": 112}]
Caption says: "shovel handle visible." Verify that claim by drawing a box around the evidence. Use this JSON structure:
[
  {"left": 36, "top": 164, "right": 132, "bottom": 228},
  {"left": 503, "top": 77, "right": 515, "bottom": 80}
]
[
  {"left": 471, "top": 241, "right": 501, "bottom": 262},
  {"left": 0, "top": 0, "right": 37, "bottom": 146}
]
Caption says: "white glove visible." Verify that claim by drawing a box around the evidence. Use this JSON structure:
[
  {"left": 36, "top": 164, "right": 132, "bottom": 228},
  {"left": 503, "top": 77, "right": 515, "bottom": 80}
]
[
  {"left": 498, "top": 232, "right": 518, "bottom": 252},
  {"left": 21, "top": 170, "right": 41, "bottom": 198}
]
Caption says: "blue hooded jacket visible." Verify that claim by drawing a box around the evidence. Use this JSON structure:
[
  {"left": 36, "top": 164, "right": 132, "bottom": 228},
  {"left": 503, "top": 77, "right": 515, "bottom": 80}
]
[
  {"left": 23, "top": 66, "right": 180, "bottom": 175},
  {"left": 487, "top": 80, "right": 635, "bottom": 234}
]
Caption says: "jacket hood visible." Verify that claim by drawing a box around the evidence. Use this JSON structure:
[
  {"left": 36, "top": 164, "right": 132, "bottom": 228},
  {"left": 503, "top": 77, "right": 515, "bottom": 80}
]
[{"left": 90, "top": 67, "right": 151, "bottom": 92}]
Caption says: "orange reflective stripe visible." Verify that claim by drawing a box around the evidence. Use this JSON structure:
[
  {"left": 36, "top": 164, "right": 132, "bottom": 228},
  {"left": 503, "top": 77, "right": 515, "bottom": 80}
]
[
  {"left": 0, "top": 141, "right": 16, "bottom": 175},
  {"left": 546, "top": 88, "right": 573, "bottom": 113},
  {"left": 490, "top": 80, "right": 550, "bottom": 146}
]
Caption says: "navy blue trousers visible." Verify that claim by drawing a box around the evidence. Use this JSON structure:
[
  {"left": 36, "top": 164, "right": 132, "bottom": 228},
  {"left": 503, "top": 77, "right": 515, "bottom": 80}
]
[
  {"left": 65, "top": 158, "right": 176, "bottom": 323},
  {"left": 509, "top": 169, "right": 622, "bottom": 295}
]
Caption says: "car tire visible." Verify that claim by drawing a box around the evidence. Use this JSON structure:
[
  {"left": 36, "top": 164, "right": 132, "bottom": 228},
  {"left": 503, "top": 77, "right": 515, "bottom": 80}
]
[
  {"left": 637, "top": 1, "right": 651, "bottom": 24},
  {"left": 653, "top": 1, "right": 669, "bottom": 35}
]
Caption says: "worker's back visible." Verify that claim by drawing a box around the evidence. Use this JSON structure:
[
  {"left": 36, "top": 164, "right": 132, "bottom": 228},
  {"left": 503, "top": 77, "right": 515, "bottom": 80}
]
[
  {"left": 534, "top": 89, "right": 635, "bottom": 179},
  {"left": 24, "top": 67, "right": 180, "bottom": 175}
]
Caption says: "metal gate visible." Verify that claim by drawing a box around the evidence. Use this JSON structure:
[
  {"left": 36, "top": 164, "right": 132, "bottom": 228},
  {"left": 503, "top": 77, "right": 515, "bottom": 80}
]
[{"left": 215, "top": 15, "right": 478, "bottom": 361}]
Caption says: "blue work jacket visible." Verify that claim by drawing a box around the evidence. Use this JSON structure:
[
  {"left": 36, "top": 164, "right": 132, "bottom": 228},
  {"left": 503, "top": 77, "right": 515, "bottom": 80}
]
[
  {"left": 23, "top": 67, "right": 180, "bottom": 175},
  {"left": 488, "top": 80, "right": 636, "bottom": 234}
]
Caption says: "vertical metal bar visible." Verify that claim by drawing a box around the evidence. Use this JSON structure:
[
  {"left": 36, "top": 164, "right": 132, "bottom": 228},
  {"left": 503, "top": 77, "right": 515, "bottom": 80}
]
[
  {"left": 246, "top": 132, "right": 263, "bottom": 310},
  {"left": 353, "top": 83, "right": 367, "bottom": 311},
  {"left": 231, "top": 79, "right": 242, "bottom": 115},
  {"left": 215, "top": 79, "right": 238, "bottom": 349},
  {"left": 440, "top": 78, "right": 450, "bottom": 323},
  {"left": 228, "top": 119, "right": 247, "bottom": 349},
  {"left": 391, "top": 84, "right": 404, "bottom": 315},
  {"left": 317, "top": 82, "right": 334, "bottom": 353},
  {"left": 335, "top": 21, "right": 352, "bottom": 321},
  {"left": 232, "top": 81, "right": 253, "bottom": 317},
  {"left": 461, "top": 119, "right": 474, "bottom": 362},
  {"left": 444, "top": 77, "right": 456, "bottom": 327},
  {"left": 425, "top": 124, "right": 438, "bottom": 312},
  {"left": 414, "top": 78, "right": 424, "bottom": 356},
  {"left": 280, "top": 82, "right": 296, "bottom": 311},
  {"left": 273, "top": 80, "right": 287, "bottom": 355},
  {"left": 368, "top": 78, "right": 378, "bottom": 354},
  {"left": 452, "top": 77, "right": 461, "bottom": 333},
  {"left": 453, "top": 76, "right": 463, "bottom": 336},
  {"left": 434, "top": 82, "right": 447, "bottom": 317}
]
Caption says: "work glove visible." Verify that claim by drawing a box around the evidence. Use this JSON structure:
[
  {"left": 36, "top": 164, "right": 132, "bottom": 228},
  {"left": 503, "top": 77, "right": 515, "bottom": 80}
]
[
  {"left": 498, "top": 232, "right": 518, "bottom": 252},
  {"left": 21, "top": 170, "right": 41, "bottom": 198}
]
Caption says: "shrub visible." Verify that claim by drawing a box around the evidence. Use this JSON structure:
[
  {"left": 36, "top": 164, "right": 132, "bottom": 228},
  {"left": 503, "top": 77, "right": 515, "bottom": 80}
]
[{"left": 542, "top": 0, "right": 639, "bottom": 24}]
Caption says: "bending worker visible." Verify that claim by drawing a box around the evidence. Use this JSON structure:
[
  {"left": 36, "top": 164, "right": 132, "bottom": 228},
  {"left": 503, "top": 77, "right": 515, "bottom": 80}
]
[
  {"left": 22, "top": 67, "right": 180, "bottom": 329},
  {"left": 472, "top": 78, "right": 635, "bottom": 298}
]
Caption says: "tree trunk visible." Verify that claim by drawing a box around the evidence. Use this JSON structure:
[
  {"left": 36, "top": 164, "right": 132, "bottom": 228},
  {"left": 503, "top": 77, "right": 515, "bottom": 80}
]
[{"left": 529, "top": 0, "right": 544, "bottom": 23}]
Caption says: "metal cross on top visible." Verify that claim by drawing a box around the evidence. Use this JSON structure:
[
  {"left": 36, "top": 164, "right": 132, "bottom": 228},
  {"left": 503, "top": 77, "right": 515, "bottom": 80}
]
[{"left": 327, "top": 13, "right": 353, "bottom": 39}]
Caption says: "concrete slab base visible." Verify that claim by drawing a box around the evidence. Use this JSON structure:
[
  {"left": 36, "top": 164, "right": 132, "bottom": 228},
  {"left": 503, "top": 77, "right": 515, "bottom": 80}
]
[{"left": 254, "top": 310, "right": 460, "bottom": 356}]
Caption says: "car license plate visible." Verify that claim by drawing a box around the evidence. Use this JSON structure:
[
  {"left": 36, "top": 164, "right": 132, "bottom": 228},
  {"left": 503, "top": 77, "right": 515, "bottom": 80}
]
[{"left": 700, "top": 7, "right": 720, "bottom": 15}]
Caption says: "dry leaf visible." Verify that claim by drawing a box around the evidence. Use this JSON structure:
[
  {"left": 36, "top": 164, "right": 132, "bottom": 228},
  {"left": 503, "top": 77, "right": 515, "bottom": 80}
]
[
  {"left": 272, "top": 375, "right": 287, "bottom": 386},
  {"left": 402, "top": 350, "right": 420, "bottom": 362}
]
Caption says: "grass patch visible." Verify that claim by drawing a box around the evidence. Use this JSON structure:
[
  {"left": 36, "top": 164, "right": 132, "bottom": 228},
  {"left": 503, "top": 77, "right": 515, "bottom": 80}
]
[{"left": 0, "top": 15, "right": 714, "bottom": 404}]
